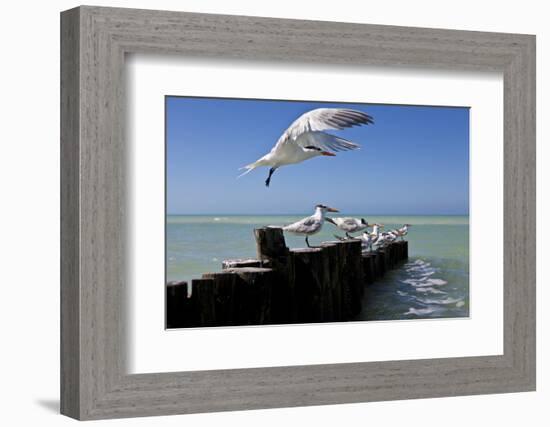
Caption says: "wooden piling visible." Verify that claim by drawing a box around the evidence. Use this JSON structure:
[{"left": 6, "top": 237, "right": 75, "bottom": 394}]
[
  {"left": 386, "top": 244, "right": 396, "bottom": 268},
  {"left": 377, "top": 249, "right": 387, "bottom": 276},
  {"left": 191, "top": 278, "right": 216, "bottom": 327},
  {"left": 202, "top": 272, "right": 238, "bottom": 326},
  {"left": 291, "top": 247, "right": 326, "bottom": 323},
  {"left": 254, "top": 227, "right": 288, "bottom": 266},
  {"left": 340, "top": 239, "right": 364, "bottom": 317},
  {"left": 362, "top": 253, "right": 376, "bottom": 284},
  {"left": 166, "top": 281, "right": 194, "bottom": 328},
  {"left": 254, "top": 227, "right": 297, "bottom": 323},
  {"left": 166, "top": 229, "right": 410, "bottom": 328},
  {"left": 321, "top": 242, "right": 343, "bottom": 321},
  {"left": 225, "top": 267, "right": 276, "bottom": 325}
]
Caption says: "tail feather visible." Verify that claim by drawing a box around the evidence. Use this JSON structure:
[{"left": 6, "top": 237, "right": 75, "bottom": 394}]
[
  {"left": 237, "top": 166, "right": 255, "bottom": 178},
  {"left": 237, "top": 158, "right": 266, "bottom": 178}
]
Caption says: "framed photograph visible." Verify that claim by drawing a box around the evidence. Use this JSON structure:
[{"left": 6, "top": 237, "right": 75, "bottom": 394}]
[{"left": 61, "top": 6, "right": 536, "bottom": 420}]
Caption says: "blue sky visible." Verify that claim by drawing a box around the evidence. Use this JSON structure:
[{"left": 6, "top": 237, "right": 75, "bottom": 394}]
[{"left": 166, "top": 97, "right": 469, "bottom": 215}]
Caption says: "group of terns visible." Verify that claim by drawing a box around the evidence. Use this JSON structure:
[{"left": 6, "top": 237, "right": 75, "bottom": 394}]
[
  {"left": 239, "top": 108, "right": 374, "bottom": 187},
  {"left": 282, "top": 204, "right": 411, "bottom": 252}
]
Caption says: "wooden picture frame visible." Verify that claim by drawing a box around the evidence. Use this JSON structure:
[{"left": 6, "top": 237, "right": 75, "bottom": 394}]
[{"left": 60, "top": 5, "right": 536, "bottom": 420}]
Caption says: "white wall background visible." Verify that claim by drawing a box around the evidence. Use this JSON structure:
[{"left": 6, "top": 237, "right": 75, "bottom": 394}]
[{"left": 0, "top": 0, "right": 546, "bottom": 425}]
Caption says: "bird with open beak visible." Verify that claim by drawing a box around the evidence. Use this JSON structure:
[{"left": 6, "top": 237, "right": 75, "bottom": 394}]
[{"left": 282, "top": 204, "right": 339, "bottom": 248}]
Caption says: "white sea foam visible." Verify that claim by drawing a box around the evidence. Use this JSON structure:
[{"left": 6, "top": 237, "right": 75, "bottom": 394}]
[
  {"left": 426, "top": 278, "right": 447, "bottom": 286},
  {"left": 419, "top": 271, "right": 435, "bottom": 278},
  {"left": 415, "top": 287, "right": 446, "bottom": 294},
  {"left": 401, "top": 278, "right": 424, "bottom": 286},
  {"left": 404, "top": 307, "right": 436, "bottom": 316},
  {"left": 456, "top": 301, "right": 465, "bottom": 308},
  {"left": 417, "top": 297, "right": 463, "bottom": 305}
]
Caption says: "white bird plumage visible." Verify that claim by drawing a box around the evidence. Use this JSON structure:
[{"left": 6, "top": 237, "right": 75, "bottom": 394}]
[
  {"left": 239, "top": 108, "right": 373, "bottom": 186},
  {"left": 392, "top": 224, "right": 412, "bottom": 240},
  {"left": 326, "top": 217, "right": 370, "bottom": 238},
  {"left": 282, "top": 204, "right": 339, "bottom": 247},
  {"left": 361, "top": 223, "right": 384, "bottom": 252}
]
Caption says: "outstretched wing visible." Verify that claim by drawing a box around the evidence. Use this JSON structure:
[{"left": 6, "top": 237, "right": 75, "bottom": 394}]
[{"left": 273, "top": 108, "right": 373, "bottom": 152}]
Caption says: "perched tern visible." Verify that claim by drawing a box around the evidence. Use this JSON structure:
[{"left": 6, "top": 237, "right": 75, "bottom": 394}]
[
  {"left": 239, "top": 108, "right": 373, "bottom": 187},
  {"left": 393, "top": 224, "right": 412, "bottom": 240},
  {"left": 370, "top": 224, "right": 384, "bottom": 238},
  {"left": 326, "top": 217, "right": 370, "bottom": 238},
  {"left": 362, "top": 223, "right": 384, "bottom": 252},
  {"left": 282, "top": 204, "right": 339, "bottom": 248},
  {"left": 359, "top": 231, "right": 375, "bottom": 253},
  {"left": 374, "top": 231, "right": 398, "bottom": 248}
]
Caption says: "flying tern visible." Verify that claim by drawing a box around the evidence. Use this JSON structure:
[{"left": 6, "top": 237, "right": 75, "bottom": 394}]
[{"left": 239, "top": 108, "right": 373, "bottom": 187}]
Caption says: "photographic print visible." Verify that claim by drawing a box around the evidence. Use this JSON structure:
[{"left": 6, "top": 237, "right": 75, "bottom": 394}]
[{"left": 165, "top": 97, "right": 469, "bottom": 329}]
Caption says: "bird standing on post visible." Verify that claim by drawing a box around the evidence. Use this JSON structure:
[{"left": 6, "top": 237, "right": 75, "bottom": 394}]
[
  {"left": 393, "top": 224, "right": 412, "bottom": 240},
  {"left": 326, "top": 217, "right": 371, "bottom": 238},
  {"left": 239, "top": 108, "right": 373, "bottom": 187},
  {"left": 282, "top": 204, "right": 339, "bottom": 248}
]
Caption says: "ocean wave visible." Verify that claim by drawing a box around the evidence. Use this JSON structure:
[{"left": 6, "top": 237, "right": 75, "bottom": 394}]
[
  {"left": 397, "top": 258, "right": 460, "bottom": 311},
  {"left": 416, "top": 297, "right": 463, "bottom": 305},
  {"left": 404, "top": 307, "right": 436, "bottom": 316},
  {"left": 407, "top": 280, "right": 447, "bottom": 288},
  {"left": 414, "top": 287, "right": 446, "bottom": 294},
  {"left": 426, "top": 278, "right": 447, "bottom": 286}
]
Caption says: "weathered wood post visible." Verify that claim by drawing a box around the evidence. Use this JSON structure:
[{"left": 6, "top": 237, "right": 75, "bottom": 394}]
[
  {"left": 371, "top": 252, "right": 380, "bottom": 279},
  {"left": 362, "top": 253, "right": 376, "bottom": 284},
  {"left": 387, "top": 244, "right": 395, "bottom": 268},
  {"left": 340, "top": 239, "right": 364, "bottom": 316},
  {"left": 166, "top": 281, "right": 194, "bottom": 328},
  {"left": 376, "top": 249, "right": 386, "bottom": 276},
  {"left": 201, "top": 272, "right": 238, "bottom": 326},
  {"left": 254, "top": 227, "right": 296, "bottom": 323},
  {"left": 291, "top": 247, "right": 327, "bottom": 323},
  {"left": 395, "top": 241, "right": 405, "bottom": 262},
  {"left": 225, "top": 267, "right": 276, "bottom": 325},
  {"left": 395, "top": 242, "right": 402, "bottom": 262},
  {"left": 191, "top": 278, "right": 216, "bottom": 327},
  {"left": 321, "top": 242, "right": 343, "bottom": 321}
]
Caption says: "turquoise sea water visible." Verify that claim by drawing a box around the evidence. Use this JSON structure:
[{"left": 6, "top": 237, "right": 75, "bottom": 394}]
[{"left": 167, "top": 215, "right": 469, "bottom": 320}]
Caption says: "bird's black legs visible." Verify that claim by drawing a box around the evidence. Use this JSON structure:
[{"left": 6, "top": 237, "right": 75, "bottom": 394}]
[
  {"left": 265, "top": 167, "right": 275, "bottom": 187},
  {"left": 346, "top": 232, "right": 352, "bottom": 239},
  {"left": 305, "top": 236, "right": 311, "bottom": 248}
]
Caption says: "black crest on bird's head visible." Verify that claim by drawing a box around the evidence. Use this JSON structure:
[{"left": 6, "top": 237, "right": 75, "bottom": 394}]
[{"left": 316, "top": 204, "right": 328, "bottom": 209}]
